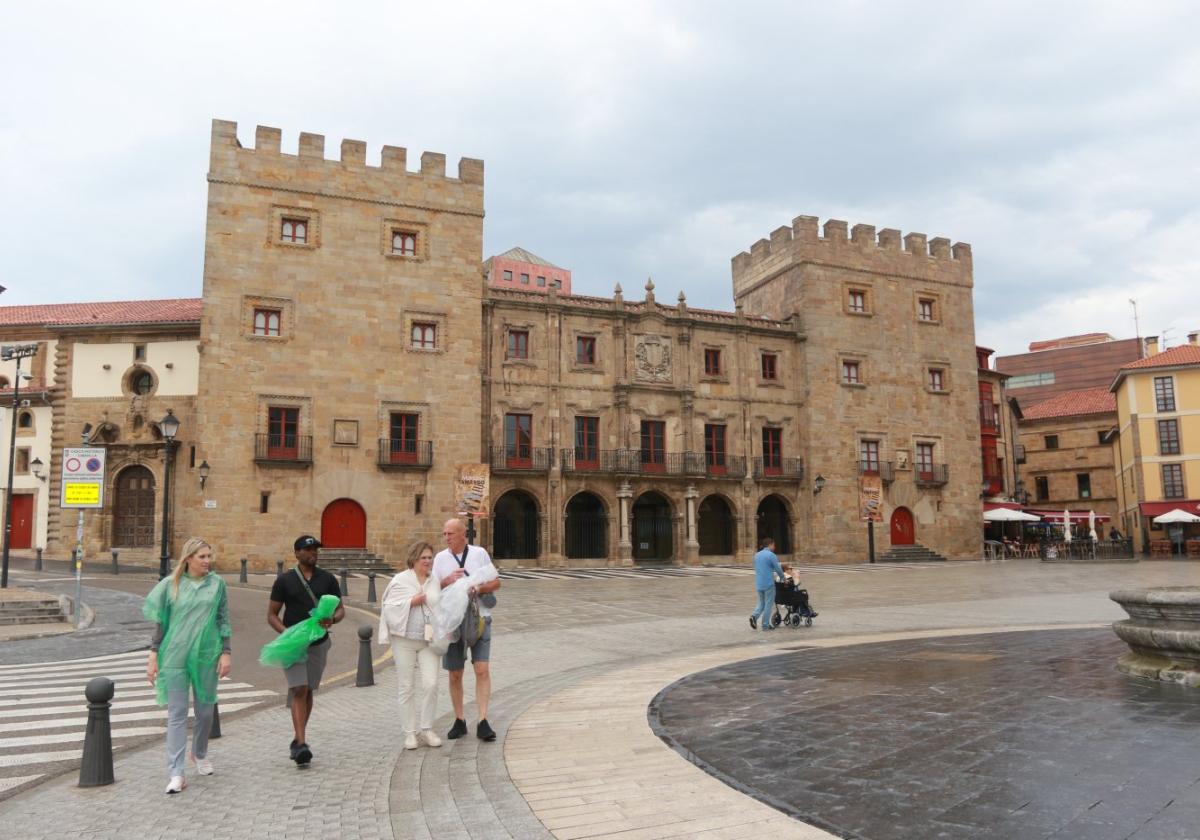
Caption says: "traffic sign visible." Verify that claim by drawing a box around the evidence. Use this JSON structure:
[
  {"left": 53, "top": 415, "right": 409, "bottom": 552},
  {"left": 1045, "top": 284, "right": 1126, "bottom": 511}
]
[{"left": 61, "top": 446, "right": 106, "bottom": 509}]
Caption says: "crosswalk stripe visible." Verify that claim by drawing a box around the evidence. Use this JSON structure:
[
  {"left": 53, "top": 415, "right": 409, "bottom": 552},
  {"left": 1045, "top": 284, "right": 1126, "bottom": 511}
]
[
  {"left": 0, "top": 726, "right": 165, "bottom": 749},
  {"left": 0, "top": 653, "right": 149, "bottom": 678},
  {"left": 0, "top": 668, "right": 149, "bottom": 690},
  {"left": 0, "top": 699, "right": 264, "bottom": 735},
  {"left": 0, "top": 688, "right": 272, "bottom": 719},
  {"left": 0, "top": 650, "right": 149, "bottom": 674},
  {"left": 0, "top": 774, "right": 42, "bottom": 794}
]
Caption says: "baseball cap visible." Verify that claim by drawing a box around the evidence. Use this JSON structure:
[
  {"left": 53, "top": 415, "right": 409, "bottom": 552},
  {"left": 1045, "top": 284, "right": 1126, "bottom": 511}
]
[{"left": 294, "top": 535, "right": 322, "bottom": 551}]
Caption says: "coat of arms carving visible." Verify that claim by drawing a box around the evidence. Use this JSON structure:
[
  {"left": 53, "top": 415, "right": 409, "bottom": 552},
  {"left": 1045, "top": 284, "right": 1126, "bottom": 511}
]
[{"left": 635, "top": 335, "right": 672, "bottom": 382}]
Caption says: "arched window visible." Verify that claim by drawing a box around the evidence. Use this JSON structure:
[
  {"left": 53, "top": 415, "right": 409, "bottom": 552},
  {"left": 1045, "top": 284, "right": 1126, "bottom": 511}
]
[
  {"left": 392, "top": 230, "right": 417, "bottom": 256},
  {"left": 18, "top": 411, "right": 33, "bottom": 429},
  {"left": 281, "top": 218, "right": 308, "bottom": 244}
]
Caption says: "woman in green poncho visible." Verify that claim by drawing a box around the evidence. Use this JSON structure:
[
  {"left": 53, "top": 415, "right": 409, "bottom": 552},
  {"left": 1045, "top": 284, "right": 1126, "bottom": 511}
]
[{"left": 143, "top": 537, "right": 232, "bottom": 794}]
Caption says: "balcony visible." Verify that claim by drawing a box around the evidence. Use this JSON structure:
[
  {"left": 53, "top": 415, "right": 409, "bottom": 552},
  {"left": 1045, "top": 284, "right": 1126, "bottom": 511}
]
[
  {"left": 915, "top": 463, "right": 951, "bottom": 487},
  {"left": 490, "top": 445, "right": 554, "bottom": 473},
  {"left": 377, "top": 439, "right": 433, "bottom": 470},
  {"left": 753, "top": 456, "right": 805, "bottom": 480},
  {"left": 561, "top": 449, "right": 629, "bottom": 474},
  {"left": 858, "top": 461, "right": 895, "bottom": 483},
  {"left": 254, "top": 433, "right": 312, "bottom": 466},
  {"left": 699, "top": 454, "right": 746, "bottom": 479},
  {"left": 979, "top": 401, "right": 999, "bottom": 434}
]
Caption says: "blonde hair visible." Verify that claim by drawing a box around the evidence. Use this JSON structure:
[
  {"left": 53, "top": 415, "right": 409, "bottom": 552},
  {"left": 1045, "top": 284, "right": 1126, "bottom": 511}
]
[
  {"left": 171, "top": 537, "right": 212, "bottom": 600},
  {"left": 405, "top": 541, "right": 435, "bottom": 569}
]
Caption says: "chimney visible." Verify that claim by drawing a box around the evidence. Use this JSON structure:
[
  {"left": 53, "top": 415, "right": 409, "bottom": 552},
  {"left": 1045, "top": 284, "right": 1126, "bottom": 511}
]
[
  {"left": 1189, "top": 331, "right": 1198, "bottom": 345},
  {"left": 1144, "top": 335, "right": 1159, "bottom": 357}
]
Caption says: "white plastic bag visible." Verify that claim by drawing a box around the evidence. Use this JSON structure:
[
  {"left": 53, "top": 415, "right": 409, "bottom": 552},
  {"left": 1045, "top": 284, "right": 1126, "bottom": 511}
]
[{"left": 431, "top": 563, "right": 498, "bottom": 641}]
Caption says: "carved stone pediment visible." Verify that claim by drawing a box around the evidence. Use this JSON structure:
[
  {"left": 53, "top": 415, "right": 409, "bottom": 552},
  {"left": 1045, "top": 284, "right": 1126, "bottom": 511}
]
[{"left": 634, "top": 334, "right": 672, "bottom": 383}]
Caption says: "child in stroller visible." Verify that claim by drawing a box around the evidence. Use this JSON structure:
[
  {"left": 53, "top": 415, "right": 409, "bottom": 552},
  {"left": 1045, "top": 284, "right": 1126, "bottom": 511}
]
[{"left": 772, "top": 566, "right": 818, "bottom": 628}]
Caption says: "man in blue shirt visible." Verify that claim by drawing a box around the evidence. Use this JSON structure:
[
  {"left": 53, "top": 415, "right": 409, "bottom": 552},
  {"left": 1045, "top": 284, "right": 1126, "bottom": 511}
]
[{"left": 750, "top": 537, "right": 784, "bottom": 631}]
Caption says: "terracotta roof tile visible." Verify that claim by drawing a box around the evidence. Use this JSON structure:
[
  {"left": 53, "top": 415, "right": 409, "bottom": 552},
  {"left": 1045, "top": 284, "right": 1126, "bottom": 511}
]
[
  {"left": 1023, "top": 387, "right": 1117, "bottom": 420},
  {"left": 0, "top": 299, "right": 201, "bottom": 328},
  {"left": 1119, "top": 343, "right": 1200, "bottom": 370}
]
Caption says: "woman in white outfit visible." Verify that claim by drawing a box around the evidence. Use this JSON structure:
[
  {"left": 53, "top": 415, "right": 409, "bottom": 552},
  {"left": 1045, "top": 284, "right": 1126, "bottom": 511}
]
[{"left": 379, "top": 541, "right": 442, "bottom": 749}]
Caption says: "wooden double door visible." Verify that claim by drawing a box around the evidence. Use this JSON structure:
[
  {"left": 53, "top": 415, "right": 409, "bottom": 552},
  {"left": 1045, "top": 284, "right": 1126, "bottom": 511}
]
[{"left": 114, "top": 466, "right": 156, "bottom": 547}]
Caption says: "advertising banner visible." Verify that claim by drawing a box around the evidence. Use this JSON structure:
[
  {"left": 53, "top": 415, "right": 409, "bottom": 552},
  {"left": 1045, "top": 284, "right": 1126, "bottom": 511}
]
[
  {"left": 859, "top": 473, "right": 883, "bottom": 523},
  {"left": 454, "top": 463, "right": 490, "bottom": 518}
]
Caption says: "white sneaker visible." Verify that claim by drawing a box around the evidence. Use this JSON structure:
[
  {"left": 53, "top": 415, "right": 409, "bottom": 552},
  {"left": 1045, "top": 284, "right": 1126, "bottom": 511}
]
[
  {"left": 192, "top": 754, "right": 214, "bottom": 776},
  {"left": 421, "top": 729, "right": 442, "bottom": 748},
  {"left": 165, "top": 775, "right": 186, "bottom": 794},
  {"left": 404, "top": 732, "right": 419, "bottom": 750}
]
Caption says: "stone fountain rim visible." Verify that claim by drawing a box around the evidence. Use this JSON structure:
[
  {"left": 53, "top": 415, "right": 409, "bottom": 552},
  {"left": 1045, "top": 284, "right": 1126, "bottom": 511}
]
[{"left": 1110, "top": 586, "right": 1200, "bottom": 606}]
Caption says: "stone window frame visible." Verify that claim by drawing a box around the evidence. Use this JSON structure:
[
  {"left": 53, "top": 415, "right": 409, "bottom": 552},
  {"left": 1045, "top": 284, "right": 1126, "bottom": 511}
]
[
  {"left": 842, "top": 282, "right": 875, "bottom": 317},
  {"left": 242, "top": 295, "right": 295, "bottom": 343},
  {"left": 758, "top": 349, "right": 783, "bottom": 388},
  {"left": 14, "top": 446, "right": 30, "bottom": 475},
  {"left": 914, "top": 290, "right": 942, "bottom": 325},
  {"left": 700, "top": 344, "right": 729, "bottom": 383},
  {"left": 256, "top": 394, "right": 312, "bottom": 437},
  {"left": 571, "top": 331, "right": 600, "bottom": 371},
  {"left": 269, "top": 205, "right": 320, "bottom": 250},
  {"left": 913, "top": 439, "right": 938, "bottom": 475},
  {"left": 503, "top": 321, "right": 536, "bottom": 366},
  {"left": 925, "top": 361, "right": 951, "bottom": 394},
  {"left": 378, "top": 400, "right": 430, "bottom": 450},
  {"left": 381, "top": 218, "right": 430, "bottom": 262},
  {"left": 402, "top": 310, "right": 447, "bottom": 355},
  {"left": 840, "top": 354, "right": 866, "bottom": 388},
  {"left": 122, "top": 365, "right": 158, "bottom": 398},
  {"left": 16, "top": 409, "right": 36, "bottom": 436},
  {"left": 253, "top": 307, "right": 282, "bottom": 337}
]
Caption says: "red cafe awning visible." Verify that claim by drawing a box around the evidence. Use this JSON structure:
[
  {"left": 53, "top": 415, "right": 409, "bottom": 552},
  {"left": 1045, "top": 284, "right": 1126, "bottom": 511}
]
[
  {"left": 983, "top": 502, "right": 1022, "bottom": 511},
  {"left": 1025, "top": 509, "right": 1111, "bottom": 523},
  {"left": 1138, "top": 500, "right": 1200, "bottom": 518}
]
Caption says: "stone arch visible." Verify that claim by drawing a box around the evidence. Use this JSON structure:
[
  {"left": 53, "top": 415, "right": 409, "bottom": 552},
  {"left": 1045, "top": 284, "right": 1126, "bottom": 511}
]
[
  {"left": 697, "top": 493, "right": 737, "bottom": 556},
  {"left": 755, "top": 493, "right": 794, "bottom": 555},
  {"left": 492, "top": 489, "right": 540, "bottom": 560},
  {"left": 632, "top": 490, "right": 674, "bottom": 561},
  {"left": 564, "top": 490, "right": 609, "bottom": 560}
]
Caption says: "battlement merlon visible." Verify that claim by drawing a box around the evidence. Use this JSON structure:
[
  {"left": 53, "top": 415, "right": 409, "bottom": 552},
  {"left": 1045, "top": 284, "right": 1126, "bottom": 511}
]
[
  {"left": 731, "top": 214, "right": 973, "bottom": 295},
  {"left": 208, "top": 119, "right": 484, "bottom": 207}
]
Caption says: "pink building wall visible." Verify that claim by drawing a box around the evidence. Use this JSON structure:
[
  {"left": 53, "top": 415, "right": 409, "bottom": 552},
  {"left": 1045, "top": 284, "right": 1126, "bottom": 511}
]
[{"left": 487, "top": 256, "right": 572, "bottom": 295}]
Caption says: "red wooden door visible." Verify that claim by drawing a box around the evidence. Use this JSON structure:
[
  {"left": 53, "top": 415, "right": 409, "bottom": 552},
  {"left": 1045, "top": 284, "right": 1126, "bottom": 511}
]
[
  {"left": 321, "top": 499, "right": 366, "bottom": 548},
  {"left": 10, "top": 494, "right": 33, "bottom": 549},
  {"left": 890, "top": 507, "right": 915, "bottom": 545}
]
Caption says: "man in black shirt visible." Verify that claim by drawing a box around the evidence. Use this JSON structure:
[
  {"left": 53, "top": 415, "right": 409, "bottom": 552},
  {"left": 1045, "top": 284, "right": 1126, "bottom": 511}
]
[{"left": 268, "top": 535, "right": 344, "bottom": 765}]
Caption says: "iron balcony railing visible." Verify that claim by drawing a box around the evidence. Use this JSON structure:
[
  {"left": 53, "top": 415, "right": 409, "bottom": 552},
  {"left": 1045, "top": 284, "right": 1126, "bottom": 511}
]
[
  {"left": 560, "top": 448, "right": 624, "bottom": 473},
  {"left": 914, "top": 463, "right": 951, "bottom": 486},
  {"left": 858, "top": 461, "right": 895, "bottom": 482},
  {"left": 254, "top": 433, "right": 313, "bottom": 465},
  {"left": 559, "top": 448, "right": 747, "bottom": 478},
  {"left": 753, "top": 456, "right": 804, "bottom": 480},
  {"left": 377, "top": 439, "right": 433, "bottom": 469},
  {"left": 490, "top": 445, "right": 554, "bottom": 472}
]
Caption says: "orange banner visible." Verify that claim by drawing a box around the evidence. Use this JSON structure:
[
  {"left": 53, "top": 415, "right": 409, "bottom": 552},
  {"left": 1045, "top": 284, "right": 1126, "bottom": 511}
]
[
  {"left": 859, "top": 473, "right": 883, "bottom": 522},
  {"left": 454, "top": 463, "right": 491, "bottom": 518}
]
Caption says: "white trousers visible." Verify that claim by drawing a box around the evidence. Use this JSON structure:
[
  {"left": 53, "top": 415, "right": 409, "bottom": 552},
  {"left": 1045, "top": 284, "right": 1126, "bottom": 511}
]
[{"left": 390, "top": 637, "right": 439, "bottom": 734}]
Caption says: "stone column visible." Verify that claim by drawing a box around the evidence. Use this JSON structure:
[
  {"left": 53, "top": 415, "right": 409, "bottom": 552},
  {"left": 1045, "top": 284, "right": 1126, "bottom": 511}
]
[
  {"left": 684, "top": 484, "right": 700, "bottom": 566},
  {"left": 617, "top": 482, "right": 633, "bottom": 566}
]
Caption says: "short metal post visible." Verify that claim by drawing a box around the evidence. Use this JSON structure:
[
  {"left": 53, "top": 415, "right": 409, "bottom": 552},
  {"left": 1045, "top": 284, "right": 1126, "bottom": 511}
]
[
  {"left": 355, "top": 625, "right": 374, "bottom": 687},
  {"left": 209, "top": 702, "right": 221, "bottom": 739},
  {"left": 340, "top": 568, "right": 349, "bottom": 596},
  {"left": 111, "top": 549, "right": 119, "bottom": 575},
  {"left": 367, "top": 572, "right": 377, "bottom": 604},
  {"left": 276, "top": 559, "right": 284, "bottom": 576},
  {"left": 239, "top": 558, "right": 247, "bottom": 584},
  {"left": 867, "top": 520, "right": 876, "bottom": 564},
  {"left": 79, "top": 677, "right": 115, "bottom": 787},
  {"left": 35, "top": 547, "right": 43, "bottom": 572}
]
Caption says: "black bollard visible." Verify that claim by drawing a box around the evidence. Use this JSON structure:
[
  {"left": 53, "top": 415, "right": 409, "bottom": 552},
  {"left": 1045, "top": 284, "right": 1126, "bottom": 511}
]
[
  {"left": 209, "top": 702, "right": 222, "bottom": 739},
  {"left": 367, "top": 572, "right": 377, "bottom": 604},
  {"left": 35, "top": 547, "right": 43, "bottom": 572},
  {"left": 239, "top": 558, "right": 247, "bottom": 584},
  {"left": 111, "top": 549, "right": 119, "bottom": 575},
  {"left": 79, "top": 677, "right": 115, "bottom": 787},
  {"left": 340, "top": 568, "right": 349, "bottom": 597},
  {"left": 276, "top": 559, "right": 284, "bottom": 576},
  {"left": 355, "top": 625, "right": 374, "bottom": 687}
]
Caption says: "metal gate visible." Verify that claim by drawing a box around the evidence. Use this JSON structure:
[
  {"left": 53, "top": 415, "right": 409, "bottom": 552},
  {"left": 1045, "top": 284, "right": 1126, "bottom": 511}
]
[
  {"left": 492, "top": 491, "right": 540, "bottom": 560},
  {"left": 755, "top": 495, "right": 792, "bottom": 554},
  {"left": 632, "top": 494, "right": 673, "bottom": 561}
]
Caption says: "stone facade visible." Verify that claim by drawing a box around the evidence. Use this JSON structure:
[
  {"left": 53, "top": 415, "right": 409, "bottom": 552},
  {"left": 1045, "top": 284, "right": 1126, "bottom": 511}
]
[{"left": 1021, "top": 412, "right": 1119, "bottom": 523}]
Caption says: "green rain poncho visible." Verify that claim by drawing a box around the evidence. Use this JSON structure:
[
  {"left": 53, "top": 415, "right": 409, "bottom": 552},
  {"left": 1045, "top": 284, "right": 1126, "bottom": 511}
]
[
  {"left": 259, "top": 594, "right": 341, "bottom": 669},
  {"left": 143, "top": 573, "right": 231, "bottom": 707}
]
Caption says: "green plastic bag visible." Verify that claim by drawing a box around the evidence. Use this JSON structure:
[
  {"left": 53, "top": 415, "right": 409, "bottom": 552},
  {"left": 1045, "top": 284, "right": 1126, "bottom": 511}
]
[{"left": 259, "top": 593, "right": 341, "bottom": 668}]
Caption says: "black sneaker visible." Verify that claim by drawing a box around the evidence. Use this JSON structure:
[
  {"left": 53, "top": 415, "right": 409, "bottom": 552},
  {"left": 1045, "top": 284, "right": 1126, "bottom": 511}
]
[
  {"left": 447, "top": 718, "right": 468, "bottom": 740},
  {"left": 294, "top": 743, "right": 312, "bottom": 765},
  {"left": 477, "top": 719, "right": 497, "bottom": 742},
  {"left": 749, "top": 615, "right": 757, "bottom": 629},
  {"left": 289, "top": 739, "right": 299, "bottom": 761}
]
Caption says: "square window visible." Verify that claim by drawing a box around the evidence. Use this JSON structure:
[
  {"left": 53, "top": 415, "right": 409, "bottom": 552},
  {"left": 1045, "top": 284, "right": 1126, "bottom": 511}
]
[
  {"left": 391, "top": 230, "right": 417, "bottom": 256},
  {"left": 928, "top": 368, "right": 944, "bottom": 391},
  {"left": 281, "top": 217, "right": 308, "bottom": 244},
  {"left": 576, "top": 336, "right": 596, "bottom": 365},
  {"left": 411, "top": 322, "right": 437, "bottom": 350},
  {"left": 1162, "top": 464, "right": 1185, "bottom": 498},
  {"left": 134, "top": 344, "right": 146, "bottom": 361},
  {"left": 842, "top": 360, "right": 861, "bottom": 384},
  {"left": 552, "top": 279, "right": 562, "bottom": 289},
  {"left": 537, "top": 276, "right": 546, "bottom": 287},
  {"left": 503, "top": 270, "right": 513, "bottom": 281},
  {"left": 253, "top": 308, "right": 282, "bottom": 337},
  {"left": 848, "top": 290, "right": 867, "bottom": 313},
  {"left": 1158, "top": 419, "right": 1180, "bottom": 455},
  {"left": 520, "top": 273, "right": 530, "bottom": 285},
  {"left": 761, "top": 353, "right": 778, "bottom": 380},
  {"left": 507, "top": 329, "right": 529, "bottom": 359},
  {"left": 704, "top": 348, "right": 722, "bottom": 376},
  {"left": 918, "top": 298, "right": 936, "bottom": 322},
  {"left": 1044, "top": 435, "right": 1059, "bottom": 450}
]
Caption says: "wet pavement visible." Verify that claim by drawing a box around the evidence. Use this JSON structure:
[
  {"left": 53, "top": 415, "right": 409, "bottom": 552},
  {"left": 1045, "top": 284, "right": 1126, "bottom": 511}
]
[{"left": 651, "top": 628, "right": 1200, "bottom": 840}]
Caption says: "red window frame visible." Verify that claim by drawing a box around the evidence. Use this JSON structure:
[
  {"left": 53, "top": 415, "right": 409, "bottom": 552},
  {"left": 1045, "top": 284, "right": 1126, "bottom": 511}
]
[
  {"left": 411, "top": 322, "right": 437, "bottom": 350},
  {"left": 762, "top": 427, "right": 782, "bottom": 476},
  {"left": 505, "top": 414, "right": 533, "bottom": 467},
  {"left": 253, "top": 308, "right": 281, "bottom": 337},
  {"left": 704, "top": 424, "right": 727, "bottom": 473},
  {"left": 281, "top": 218, "right": 307, "bottom": 244},
  {"left": 704, "top": 348, "right": 722, "bottom": 376},
  {"left": 761, "top": 353, "right": 777, "bottom": 381},
  {"left": 859, "top": 440, "right": 880, "bottom": 473},
  {"left": 928, "top": 369, "right": 944, "bottom": 391},
  {"left": 576, "top": 336, "right": 596, "bottom": 365},
  {"left": 640, "top": 420, "right": 665, "bottom": 473},
  {"left": 916, "top": 443, "right": 935, "bottom": 479},
  {"left": 848, "top": 290, "right": 866, "bottom": 313},
  {"left": 389, "top": 413, "right": 419, "bottom": 464},
  {"left": 507, "top": 330, "right": 529, "bottom": 359},
  {"left": 575, "top": 416, "right": 599, "bottom": 469},
  {"left": 842, "top": 360, "right": 860, "bottom": 384},
  {"left": 918, "top": 298, "right": 935, "bottom": 321},
  {"left": 267, "top": 407, "right": 299, "bottom": 459},
  {"left": 392, "top": 230, "right": 417, "bottom": 256}
]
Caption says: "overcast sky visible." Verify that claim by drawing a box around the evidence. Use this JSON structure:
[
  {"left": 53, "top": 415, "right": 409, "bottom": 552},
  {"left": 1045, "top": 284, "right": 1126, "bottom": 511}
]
[{"left": 1, "top": 1, "right": 1196, "bottom": 356}]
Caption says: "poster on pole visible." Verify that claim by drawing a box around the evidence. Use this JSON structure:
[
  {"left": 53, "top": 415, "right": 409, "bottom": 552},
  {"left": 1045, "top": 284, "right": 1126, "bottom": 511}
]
[
  {"left": 454, "top": 463, "right": 490, "bottom": 518},
  {"left": 61, "top": 447, "right": 107, "bottom": 509},
  {"left": 859, "top": 473, "right": 883, "bottom": 523}
]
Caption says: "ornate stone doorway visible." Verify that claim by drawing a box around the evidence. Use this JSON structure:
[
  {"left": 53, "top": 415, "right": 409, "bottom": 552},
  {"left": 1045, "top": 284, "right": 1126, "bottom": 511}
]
[{"left": 114, "top": 465, "right": 156, "bottom": 547}]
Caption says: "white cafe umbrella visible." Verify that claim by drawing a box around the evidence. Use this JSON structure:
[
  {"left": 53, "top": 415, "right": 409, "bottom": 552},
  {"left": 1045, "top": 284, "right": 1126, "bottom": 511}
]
[
  {"left": 983, "top": 508, "right": 1041, "bottom": 522},
  {"left": 1088, "top": 510, "right": 1098, "bottom": 541},
  {"left": 1153, "top": 509, "right": 1200, "bottom": 524},
  {"left": 1062, "top": 509, "right": 1072, "bottom": 543}
]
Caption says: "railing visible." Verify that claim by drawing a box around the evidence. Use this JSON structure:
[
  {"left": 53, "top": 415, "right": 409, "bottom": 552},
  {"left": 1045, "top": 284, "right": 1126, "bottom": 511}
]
[
  {"left": 979, "top": 401, "right": 999, "bottom": 433},
  {"left": 914, "top": 463, "right": 950, "bottom": 486},
  {"left": 490, "top": 445, "right": 554, "bottom": 472},
  {"left": 1040, "top": 538, "right": 1134, "bottom": 561},
  {"left": 753, "top": 456, "right": 804, "bottom": 480},
  {"left": 858, "top": 461, "right": 895, "bottom": 482},
  {"left": 254, "top": 433, "right": 312, "bottom": 465},
  {"left": 560, "top": 448, "right": 625, "bottom": 473},
  {"left": 699, "top": 454, "right": 746, "bottom": 479},
  {"left": 377, "top": 439, "right": 433, "bottom": 469}
]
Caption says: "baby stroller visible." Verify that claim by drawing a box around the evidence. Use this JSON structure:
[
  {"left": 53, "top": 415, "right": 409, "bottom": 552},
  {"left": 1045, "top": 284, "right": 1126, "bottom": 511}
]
[{"left": 772, "top": 578, "right": 817, "bottom": 628}]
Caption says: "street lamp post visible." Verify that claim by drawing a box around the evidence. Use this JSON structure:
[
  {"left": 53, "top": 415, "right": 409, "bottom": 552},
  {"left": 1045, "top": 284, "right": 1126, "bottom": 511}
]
[
  {"left": 157, "top": 410, "right": 180, "bottom": 580},
  {"left": 1, "top": 343, "right": 39, "bottom": 589}
]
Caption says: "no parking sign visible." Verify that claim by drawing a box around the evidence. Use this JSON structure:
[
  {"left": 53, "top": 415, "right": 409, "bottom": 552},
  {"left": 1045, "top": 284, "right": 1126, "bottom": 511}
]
[{"left": 61, "top": 447, "right": 106, "bottom": 509}]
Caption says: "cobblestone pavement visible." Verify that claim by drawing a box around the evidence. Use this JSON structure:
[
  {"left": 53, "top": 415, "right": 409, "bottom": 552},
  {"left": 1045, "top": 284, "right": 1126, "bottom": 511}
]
[
  {"left": 652, "top": 628, "right": 1200, "bottom": 840},
  {"left": 1, "top": 559, "right": 1199, "bottom": 838}
]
